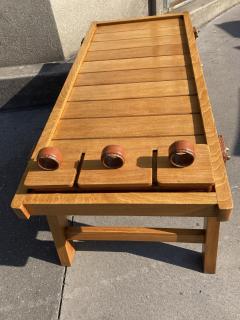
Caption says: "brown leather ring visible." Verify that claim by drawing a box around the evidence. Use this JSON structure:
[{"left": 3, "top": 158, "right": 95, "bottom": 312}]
[
  {"left": 168, "top": 140, "right": 195, "bottom": 168},
  {"left": 101, "top": 145, "right": 126, "bottom": 169},
  {"left": 37, "top": 147, "right": 63, "bottom": 170}
]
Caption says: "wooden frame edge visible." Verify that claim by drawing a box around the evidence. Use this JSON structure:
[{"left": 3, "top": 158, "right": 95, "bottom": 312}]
[
  {"left": 11, "top": 23, "right": 98, "bottom": 211},
  {"left": 95, "top": 12, "right": 184, "bottom": 26},
  {"left": 11, "top": 195, "right": 30, "bottom": 219},
  {"left": 183, "top": 12, "right": 233, "bottom": 213},
  {"left": 31, "top": 22, "right": 97, "bottom": 159},
  {"left": 13, "top": 192, "right": 218, "bottom": 217}
]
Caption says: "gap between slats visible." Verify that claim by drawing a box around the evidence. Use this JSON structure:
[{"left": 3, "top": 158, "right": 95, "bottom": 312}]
[{"left": 52, "top": 134, "right": 205, "bottom": 142}]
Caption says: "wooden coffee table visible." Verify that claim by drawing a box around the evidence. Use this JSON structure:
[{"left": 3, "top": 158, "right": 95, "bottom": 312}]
[{"left": 11, "top": 12, "right": 233, "bottom": 273}]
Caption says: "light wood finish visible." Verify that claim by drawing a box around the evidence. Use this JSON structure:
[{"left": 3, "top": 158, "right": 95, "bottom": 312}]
[
  {"left": 30, "top": 23, "right": 97, "bottom": 159},
  {"left": 89, "top": 34, "right": 186, "bottom": 51},
  {"left": 47, "top": 216, "right": 75, "bottom": 266},
  {"left": 50, "top": 135, "right": 205, "bottom": 159},
  {"left": 20, "top": 203, "right": 217, "bottom": 219},
  {"left": 63, "top": 96, "right": 199, "bottom": 119},
  {"left": 78, "top": 148, "right": 152, "bottom": 190},
  {"left": 16, "top": 192, "right": 218, "bottom": 217},
  {"left": 157, "top": 145, "right": 214, "bottom": 190},
  {"left": 75, "top": 66, "right": 193, "bottom": 86},
  {"left": 11, "top": 14, "right": 232, "bottom": 272},
  {"left": 66, "top": 226, "right": 205, "bottom": 243},
  {"left": 183, "top": 13, "right": 233, "bottom": 218},
  {"left": 203, "top": 217, "right": 220, "bottom": 273},
  {"left": 54, "top": 114, "right": 203, "bottom": 140},
  {"left": 85, "top": 44, "right": 188, "bottom": 61},
  {"left": 24, "top": 160, "right": 78, "bottom": 189},
  {"left": 81, "top": 55, "right": 190, "bottom": 73},
  {"left": 93, "top": 26, "right": 184, "bottom": 41}
]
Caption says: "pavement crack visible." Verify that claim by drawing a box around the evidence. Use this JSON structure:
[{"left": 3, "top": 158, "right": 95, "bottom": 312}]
[
  {"left": 57, "top": 266, "right": 68, "bottom": 319},
  {"left": 57, "top": 216, "right": 74, "bottom": 319}
]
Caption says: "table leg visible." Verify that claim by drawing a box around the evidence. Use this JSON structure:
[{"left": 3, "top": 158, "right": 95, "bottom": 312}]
[
  {"left": 202, "top": 217, "right": 220, "bottom": 273},
  {"left": 47, "top": 215, "right": 75, "bottom": 266}
]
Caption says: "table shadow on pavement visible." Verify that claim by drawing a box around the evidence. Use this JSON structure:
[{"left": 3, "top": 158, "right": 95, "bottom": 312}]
[
  {"left": 0, "top": 64, "right": 69, "bottom": 267},
  {"left": 216, "top": 20, "right": 240, "bottom": 50},
  {"left": 233, "top": 89, "right": 240, "bottom": 155}
]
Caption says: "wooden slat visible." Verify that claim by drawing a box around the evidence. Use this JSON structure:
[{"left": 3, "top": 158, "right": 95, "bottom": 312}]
[
  {"left": 96, "top": 17, "right": 183, "bottom": 33},
  {"left": 75, "top": 66, "right": 193, "bottom": 86},
  {"left": 66, "top": 226, "right": 205, "bottom": 243},
  {"left": 78, "top": 148, "right": 152, "bottom": 190},
  {"left": 93, "top": 26, "right": 184, "bottom": 41},
  {"left": 54, "top": 114, "right": 204, "bottom": 140},
  {"left": 70, "top": 80, "right": 196, "bottom": 101},
  {"left": 157, "top": 144, "right": 214, "bottom": 190},
  {"left": 89, "top": 34, "right": 186, "bottom": 51},
  {"left": 81, "top": 55, "right": 190, "bottom": 73},
  {"left": 50, "top": 135, "right": 205, "bottom": 159},
  {"left": 15, "top": 192, "right": 218, "bottom": 217},
  {"left": 183, "top": 13, "right": 233, "bottom": 216},
  {"left": 85, "top": 44, "right": 189, "bottom": 61},
  {"left": 24, "top": 160, "right": 77, "bottom": 189},
  {"left": 63, "top": 96, "right": 199, "bottom": 119}
]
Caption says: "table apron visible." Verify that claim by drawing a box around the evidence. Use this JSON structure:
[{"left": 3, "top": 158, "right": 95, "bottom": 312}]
[{"left": 24, "top": 203, "right": 218, "bottom": 217}]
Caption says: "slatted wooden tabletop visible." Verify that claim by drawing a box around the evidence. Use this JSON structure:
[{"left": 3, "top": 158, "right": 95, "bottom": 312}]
[{"left": 13, "top": 13, "right": 232, "bottom": 221}]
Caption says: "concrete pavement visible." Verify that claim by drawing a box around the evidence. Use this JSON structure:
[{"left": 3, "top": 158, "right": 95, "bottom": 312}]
[{"left": 0, "top": 5, "right": 239, "bottom": 320}]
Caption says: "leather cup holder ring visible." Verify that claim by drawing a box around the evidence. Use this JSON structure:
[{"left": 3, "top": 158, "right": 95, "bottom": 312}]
[
  {"left": 36, "top": 142, "right": 195, "bottom": 171},
  {"left": 37, "top": 147, "right": 63, "bottom": 171},
  {"left": 100, "top": 141, "right": 195, "bottom": 170},
  {"left": 168, "top": 140, "right": 196, "bottom": 168},
  {"left": 101, "top": 145, "right": 126, "bottom": 169}
]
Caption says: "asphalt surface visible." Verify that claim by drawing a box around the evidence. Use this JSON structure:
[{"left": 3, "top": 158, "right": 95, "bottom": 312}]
[{"left": 0, "top": 5, "right": 240, "bottom": 320}]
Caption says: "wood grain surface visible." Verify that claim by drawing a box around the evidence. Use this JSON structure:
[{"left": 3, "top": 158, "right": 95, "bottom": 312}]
[
  {"left": 81, "top": 55, "right": 190, "bottom": 73},
  {"left": 75, "top": 66, "right": 193, "bottom": 86},
  {"left": 78, "top": 148, "right": 152, "bottom": 190},
  {"left": 63, "top": 96, "right": 199, "bottom": 119},
  {"left": 85, "top": 44, "right": 189, "bottom": 61},
  {"left": 66, "top": 226, "right": 205, "bottom": 243},
  {"left": 54, "top": 114, "right": 203, "bottom": 140},
  {"left": 93, "top": 26, "right": 184, "bottom": 41}
]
